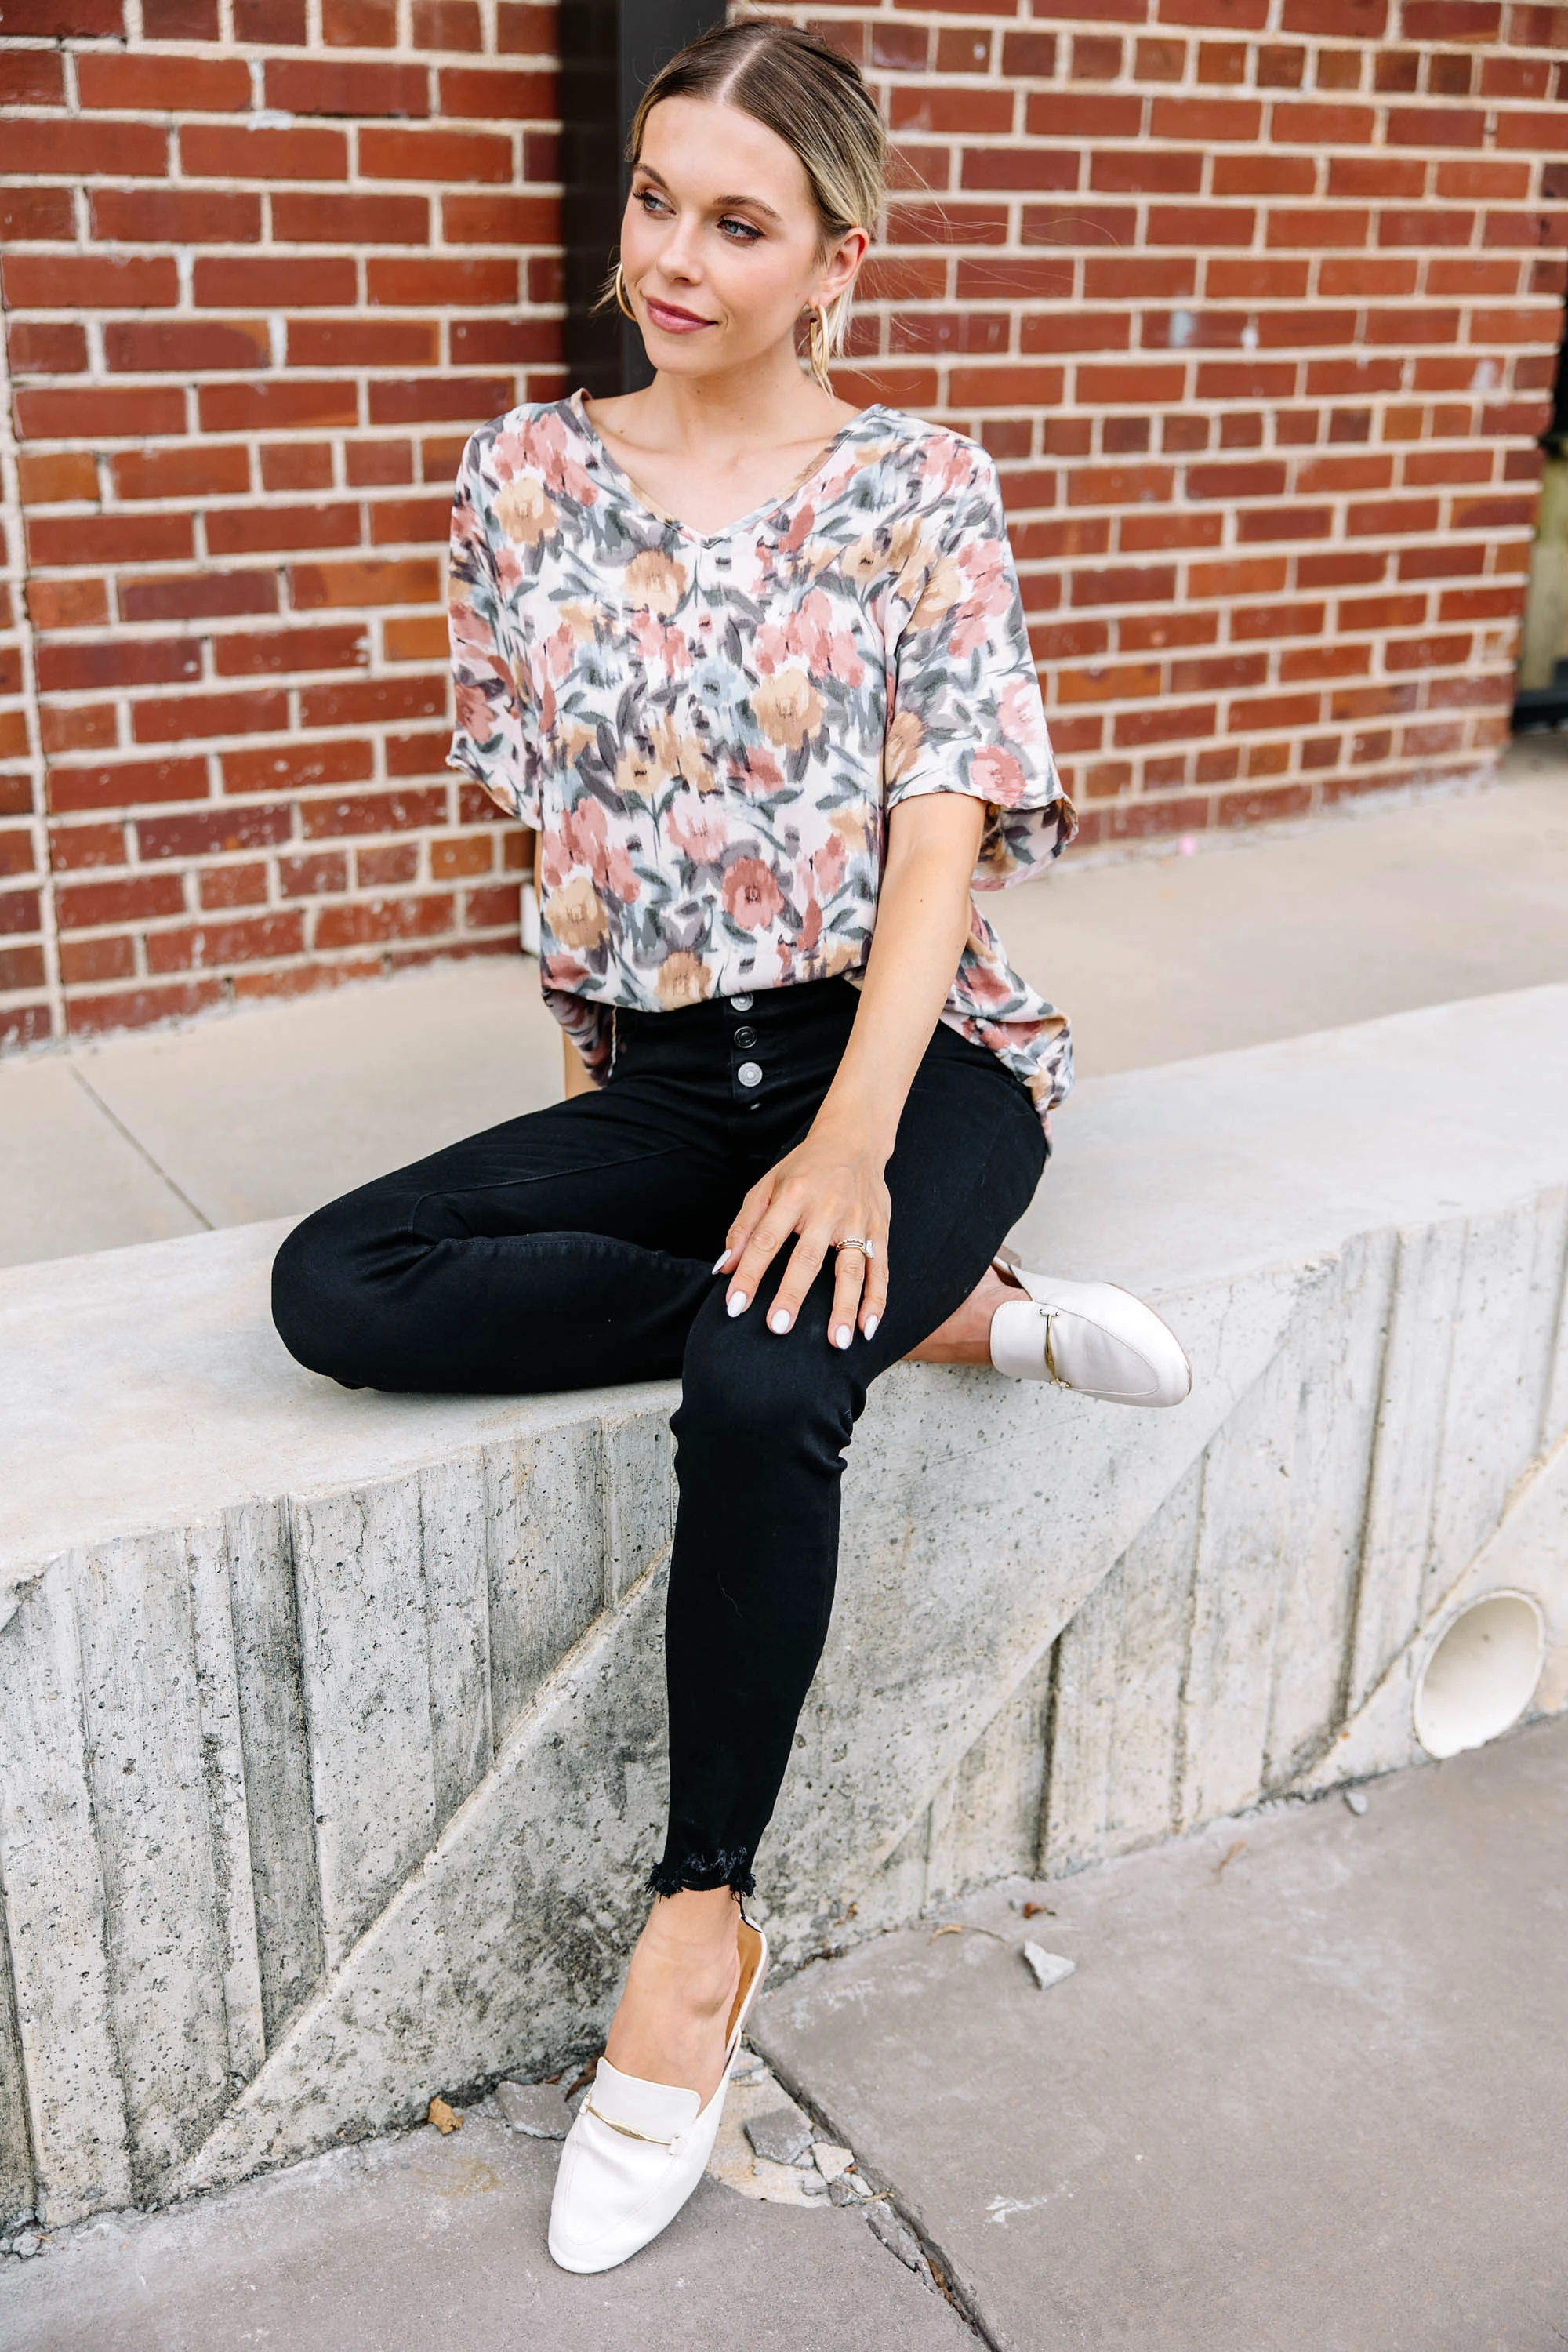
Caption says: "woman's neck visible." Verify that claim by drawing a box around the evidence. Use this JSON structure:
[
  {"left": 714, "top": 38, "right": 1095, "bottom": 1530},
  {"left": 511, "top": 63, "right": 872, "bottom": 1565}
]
[{"left": 593, "top": 350, "right": 855, "bottom": 465}]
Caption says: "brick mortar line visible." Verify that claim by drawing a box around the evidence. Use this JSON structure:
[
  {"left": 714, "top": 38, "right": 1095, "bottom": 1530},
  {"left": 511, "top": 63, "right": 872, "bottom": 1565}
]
[{"left": 0, "top": 300, "right": 64, "bottom": 1040}]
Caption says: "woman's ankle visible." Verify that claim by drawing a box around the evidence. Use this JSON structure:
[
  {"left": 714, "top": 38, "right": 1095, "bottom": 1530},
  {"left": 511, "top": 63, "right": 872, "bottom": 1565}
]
[
  {"left": 639, "top": 1886, "right": 742, "bottom": 1952},
  {"left": 906, "top": 1264, "right": 1018, "bottom": 1364},
  {"left": 627, "top": 1891, "right": 742, "bottom": 2003},
  {"left": 604, "top": 1896, "right": 742, "bottom": 2092}
]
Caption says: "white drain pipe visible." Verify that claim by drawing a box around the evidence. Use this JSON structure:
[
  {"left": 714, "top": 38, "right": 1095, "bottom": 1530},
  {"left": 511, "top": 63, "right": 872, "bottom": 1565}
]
[{"left": 1413, "top": 1590, "right": 1546, "bottom": 1761}]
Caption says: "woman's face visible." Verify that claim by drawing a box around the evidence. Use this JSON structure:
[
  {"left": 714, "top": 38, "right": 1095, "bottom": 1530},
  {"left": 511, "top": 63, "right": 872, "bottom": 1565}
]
[{"left": 619, "top": 96, "right": 864, "bottom": 383}]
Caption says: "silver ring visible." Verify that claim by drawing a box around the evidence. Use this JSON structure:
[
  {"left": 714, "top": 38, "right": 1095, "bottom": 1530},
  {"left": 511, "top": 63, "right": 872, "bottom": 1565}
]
[{"left": 834, "top": 1236, "right": 875, "bottom": 1259}]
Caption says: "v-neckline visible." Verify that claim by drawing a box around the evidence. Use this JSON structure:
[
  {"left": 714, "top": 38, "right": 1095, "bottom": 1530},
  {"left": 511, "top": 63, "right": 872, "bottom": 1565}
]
[{"left": 569, "top": 387, "right": 882, "bottom": 546}]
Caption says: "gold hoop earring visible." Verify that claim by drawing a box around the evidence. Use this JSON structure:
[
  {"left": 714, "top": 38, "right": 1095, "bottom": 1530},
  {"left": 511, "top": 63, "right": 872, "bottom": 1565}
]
[
  {"left": 614, "top": 262, "right": 637, "bottom": 322},
  {"left": 807, "top": 304, "right": 833, "bottom": 394}
]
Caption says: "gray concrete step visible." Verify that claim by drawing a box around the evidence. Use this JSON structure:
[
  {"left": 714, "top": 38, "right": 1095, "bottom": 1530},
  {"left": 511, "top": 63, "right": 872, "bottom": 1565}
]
[{"left": 2, "top": 990, "right": 1565, "bottom": 2238}]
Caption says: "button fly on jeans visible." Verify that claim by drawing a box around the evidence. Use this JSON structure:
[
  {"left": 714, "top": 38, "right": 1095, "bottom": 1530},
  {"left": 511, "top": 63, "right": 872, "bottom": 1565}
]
[
  {"left": 732, "top": 1025, "right": 757, "bottom": 1050},
  {"left": 736, "top": 1061, "right": 763, "bottom": 1089}
]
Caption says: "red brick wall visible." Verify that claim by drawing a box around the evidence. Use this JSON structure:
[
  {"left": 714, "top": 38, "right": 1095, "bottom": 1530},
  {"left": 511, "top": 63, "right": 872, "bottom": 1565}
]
[
  {"left": 3, "top": 2, "right": 1567, "bottom": 1052},
  {"left": 1, "top": 0, "right": 561, "bottom": 1050},
  {"left": 793, "top": 0, "right": 1568, "bottom": 846}
]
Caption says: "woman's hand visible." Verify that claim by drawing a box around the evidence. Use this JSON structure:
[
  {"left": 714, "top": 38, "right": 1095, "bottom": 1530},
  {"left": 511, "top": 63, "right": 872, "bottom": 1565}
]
[
  {"left": 717, "top": 789, "right": 987, "bottom": 1350},
  {"left": 716, "top": 1112, "right": 890, "bottom": 1347}
]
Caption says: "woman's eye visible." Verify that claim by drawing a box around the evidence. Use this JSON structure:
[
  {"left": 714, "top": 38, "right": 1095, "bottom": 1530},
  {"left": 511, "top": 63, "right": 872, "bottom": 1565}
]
[
  {"left": 637, "top": 189, "right": 670, "bottom": 215},
  {"left": 719, "top": 216, "right": 761, "bottom": 243}
]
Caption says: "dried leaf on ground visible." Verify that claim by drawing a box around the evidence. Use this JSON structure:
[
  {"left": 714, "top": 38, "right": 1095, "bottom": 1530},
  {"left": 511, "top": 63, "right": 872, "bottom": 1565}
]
[{"left": 427, "top": 2096, "right": 463, "bottom": 2135}]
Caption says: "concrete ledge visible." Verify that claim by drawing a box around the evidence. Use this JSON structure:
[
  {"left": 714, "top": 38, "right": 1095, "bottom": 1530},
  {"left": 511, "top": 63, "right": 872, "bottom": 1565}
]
[{"left": 2, "top": 987, "right": 1566, "bottom": 2234}]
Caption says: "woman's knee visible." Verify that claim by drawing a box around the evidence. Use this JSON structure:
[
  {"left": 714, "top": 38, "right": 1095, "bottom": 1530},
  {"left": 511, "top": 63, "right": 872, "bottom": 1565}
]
[
  {"left": 676, "top": 1305, "right": 857, "bottom": 1468},
  {"left": 270, "top": 1195, "right": 402, "bottom": 1386}
]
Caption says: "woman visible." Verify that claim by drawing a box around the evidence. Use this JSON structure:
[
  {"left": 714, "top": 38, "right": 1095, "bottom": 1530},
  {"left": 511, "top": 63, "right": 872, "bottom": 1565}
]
[{"left": 272, "top": 18, "right": 1189, "bottom": 2274}]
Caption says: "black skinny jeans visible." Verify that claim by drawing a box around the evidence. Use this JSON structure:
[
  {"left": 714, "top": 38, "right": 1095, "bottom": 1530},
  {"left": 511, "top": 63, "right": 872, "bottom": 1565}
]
[{"left": 272, "top": 975, "right": 1045, "bottom": 1898}]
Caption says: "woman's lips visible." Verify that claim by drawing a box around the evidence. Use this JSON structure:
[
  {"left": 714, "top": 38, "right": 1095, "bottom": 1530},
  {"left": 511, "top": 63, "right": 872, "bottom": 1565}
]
[{"left": 644, "top": 296, "right": 715, "bottom": 334}]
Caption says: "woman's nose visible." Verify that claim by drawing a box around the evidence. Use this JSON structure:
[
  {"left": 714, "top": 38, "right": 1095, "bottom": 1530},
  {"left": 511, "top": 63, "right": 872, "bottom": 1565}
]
[{"left": 657, "top": 223, "right": 703, "bottom": 282}]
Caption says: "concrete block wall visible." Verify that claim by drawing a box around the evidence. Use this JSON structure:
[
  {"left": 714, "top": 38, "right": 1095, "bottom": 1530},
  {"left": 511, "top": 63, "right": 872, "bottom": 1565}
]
[
  {"left": 3, "top": 994, "right": 1566, "bottom": 2231},
  {"left": 3, "top": 3, "right": 1568, "bottom": 1050}
]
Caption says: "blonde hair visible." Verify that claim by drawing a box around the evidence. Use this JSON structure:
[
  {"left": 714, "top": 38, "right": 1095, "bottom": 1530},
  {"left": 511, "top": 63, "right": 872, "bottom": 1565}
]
[{"left": 623, "top": 19, "right": 887, "bottom": 387}]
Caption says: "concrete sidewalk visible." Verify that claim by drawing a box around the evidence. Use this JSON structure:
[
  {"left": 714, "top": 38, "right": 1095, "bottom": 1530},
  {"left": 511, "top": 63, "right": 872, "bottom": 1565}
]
[
  {"left": 2, "top": 747, "right": 1565, "bottom": 1270},
  {"left": 6, "top": 1716, "right": 1564, "bottom": 2349},
  {"left": 753, "top": 1712, "right": 1568, "bottom": 2352}
]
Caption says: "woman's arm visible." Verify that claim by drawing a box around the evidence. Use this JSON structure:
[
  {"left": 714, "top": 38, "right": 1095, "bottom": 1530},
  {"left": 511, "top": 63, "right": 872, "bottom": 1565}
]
[{"left": 718, "top": 790, "right": 986, "bottom": 1345}]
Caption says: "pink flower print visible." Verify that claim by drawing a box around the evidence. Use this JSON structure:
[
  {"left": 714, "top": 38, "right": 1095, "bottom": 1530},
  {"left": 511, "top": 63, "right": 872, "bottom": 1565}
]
[
  {"left": 796, "top": 590, "right": 835, "bottom": 676},
  {"left": 722, "top": 857, "right": 786, "bottom": 931},
  {"left": 781, "top": 500, "right": 815, "bottom": 555},
  {"left": 971, "top": 747, "right": 1028, "bottom": 808},
  {"left": 921, "top": 440, "right": 974, "bottom": 500},
  {"left": 798, "top": 894, "right": 822, "bottom": 955},
  {"left": 450, "top": 503, "right": 486, "bottom": 554},
  {"left": 454, "top": 679, "right": 497, "bottom": 739},
  {"left": 557, "top": 797, "right": 641, "bottom": 907},
  {"left": 602, "top": 843, "right": 641, "bottom": 904},
  {"left": 561, "top": 793, "right": 608, "bottom": 873},
  {"left": 539, "top": 831, "right": 572, "bottom": 891},
  {"left": 950, "top": 604, "right": 994, "bottom": 659},
  {"left": 946, "top": 545, "right": 1011, "bottom": 652},
  {"left": 998, "top": 676, "right": 1042, "bottom": 750},
  {"left": 629, "top": 609, "right": 665, "bottom": 663},
  {"left": 661, "top": 624, "right": 692, "bottom": 677},
  {"left": 960, "top": 950, "right": 1015, "bottom": 1009},
  {"left": 810, "top": 831, "right": 846, "bottom": 897},
  {"left": 667, "top": 790, "right": 728, "bottom": 867},
  {"left": 962, "top": 542, "right": 1012, "bottom": 610},
  {"left": 729, "top": 744, "right": 784, "bottom": 795},
  {"left": 450, "top": 600, "right": 500, "bottom": 662},
  {"left": 753, "top": 619, "right": 791, "bottom": 677},
  {"left": 517, "top": 411, "right": 597, "bottom": 506},
  {"left": 545, "top": 619, "right": 575, "bottom": 682},
  {"left": 490, "top": 423, "right": 531, "bottom": 477},
  {"left": 826, "top": 629, "right": 865, "bottom": 688}
]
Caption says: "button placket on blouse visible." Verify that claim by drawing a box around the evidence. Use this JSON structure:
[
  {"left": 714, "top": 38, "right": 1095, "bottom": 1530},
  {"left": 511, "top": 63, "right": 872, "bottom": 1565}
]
[{"left": 692, "top": 542, "right": 716, "bottom": 646}]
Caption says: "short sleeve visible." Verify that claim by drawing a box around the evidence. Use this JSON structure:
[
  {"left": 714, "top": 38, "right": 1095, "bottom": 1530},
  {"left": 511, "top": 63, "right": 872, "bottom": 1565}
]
[
  {"left": 446, "top": 430, "right": 542, "bottom": 828},
  {"left": 884, "top": 444, "right": 1075, "bottom": 888}
]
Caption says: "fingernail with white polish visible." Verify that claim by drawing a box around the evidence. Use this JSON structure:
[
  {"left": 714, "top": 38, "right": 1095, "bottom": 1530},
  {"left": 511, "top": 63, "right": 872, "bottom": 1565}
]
[
  {"left": 864, "top": 1313, "right": 880, "bottom": 1340},
  {"left": 770, "top": 1309, "right": 791, "bottom": 1334},
  {"left": 711, "top": 1254, "right": 730, "bottom": 1275},
  {"left": 727, "top": 1293, "right": 747, "bottom": 1318},
  {"left": 835, "top": 1324, "right": 852, "bottom": 1350}
]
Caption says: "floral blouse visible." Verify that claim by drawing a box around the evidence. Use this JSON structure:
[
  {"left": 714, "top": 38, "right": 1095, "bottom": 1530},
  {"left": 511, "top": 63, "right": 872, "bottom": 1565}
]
[{"left": 446, "top": 390, "right": 1076, "bottom": 1122}]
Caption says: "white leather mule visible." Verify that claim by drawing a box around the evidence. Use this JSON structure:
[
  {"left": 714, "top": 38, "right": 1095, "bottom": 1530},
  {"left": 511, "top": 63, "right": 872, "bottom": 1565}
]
[
  {"left": 988, "top": 1251, "right": 1192, "bottom": 1406},
  {"left": 547, "top": 1913, "right": 769, "bottom": 2274}
]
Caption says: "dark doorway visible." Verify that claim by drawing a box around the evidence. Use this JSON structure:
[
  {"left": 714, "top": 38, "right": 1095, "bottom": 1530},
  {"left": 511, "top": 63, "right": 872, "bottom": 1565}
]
[
  {"left": 559, "top": 1, "right": 727, "bottom": 400},
  {"left": 1513, "top": 295, "right": 1568, "bottom": 731}
]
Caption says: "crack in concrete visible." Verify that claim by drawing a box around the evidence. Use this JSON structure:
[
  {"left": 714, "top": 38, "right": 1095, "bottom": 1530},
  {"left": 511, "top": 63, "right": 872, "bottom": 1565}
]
[{"left": 67, "top": 1065, "right": 215, "bottom": 1234}]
